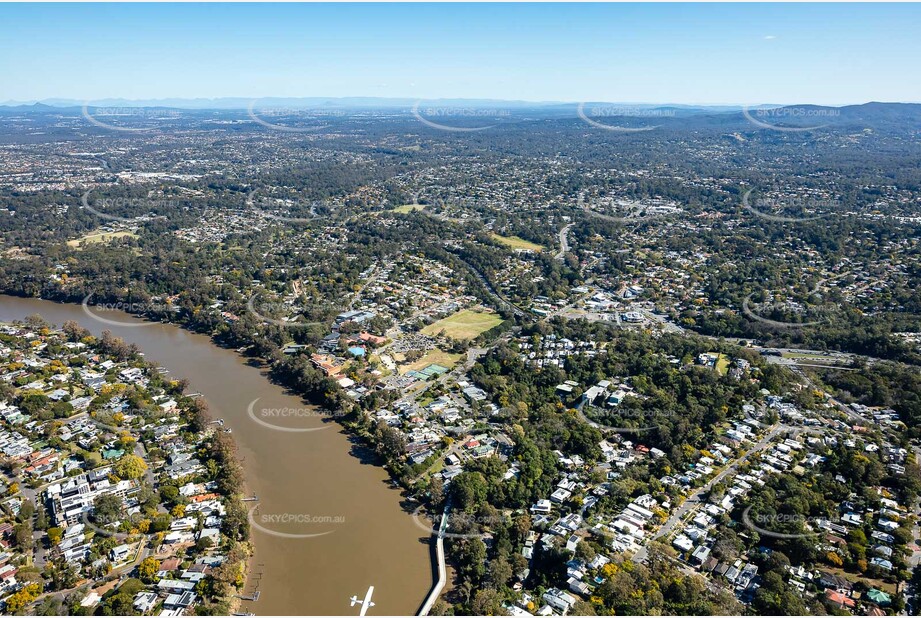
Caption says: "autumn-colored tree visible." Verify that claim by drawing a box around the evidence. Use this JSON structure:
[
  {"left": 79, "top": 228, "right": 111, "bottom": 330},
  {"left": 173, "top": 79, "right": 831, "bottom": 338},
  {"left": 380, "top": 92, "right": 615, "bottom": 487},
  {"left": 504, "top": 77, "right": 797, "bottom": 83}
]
[
  {"left": 114, "top": 454, "right": 148, "bottom": 480},
  {"left": 46, "top": 527, "right": 63, "bottom": 545},
  {"left": 138, "top": 557, "right": 161, "bottom": 582},
  {"left": 4, "top": 582, "right": 42, "bottom": 613}
]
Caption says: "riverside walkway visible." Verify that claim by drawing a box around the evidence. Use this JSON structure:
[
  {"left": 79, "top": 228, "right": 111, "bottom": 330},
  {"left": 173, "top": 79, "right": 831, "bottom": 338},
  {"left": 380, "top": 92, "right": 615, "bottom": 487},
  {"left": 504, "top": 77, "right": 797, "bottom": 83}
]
[{"left": 418, "top": 507, "right": 449, "bottom": 616}]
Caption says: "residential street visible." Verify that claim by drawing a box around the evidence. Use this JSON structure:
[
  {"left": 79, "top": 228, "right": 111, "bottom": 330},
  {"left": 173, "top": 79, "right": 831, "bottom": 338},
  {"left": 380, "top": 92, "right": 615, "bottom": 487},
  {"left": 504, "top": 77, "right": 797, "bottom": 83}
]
[{"left": 633, "top": 423, "right": 785, "bottom": 564}]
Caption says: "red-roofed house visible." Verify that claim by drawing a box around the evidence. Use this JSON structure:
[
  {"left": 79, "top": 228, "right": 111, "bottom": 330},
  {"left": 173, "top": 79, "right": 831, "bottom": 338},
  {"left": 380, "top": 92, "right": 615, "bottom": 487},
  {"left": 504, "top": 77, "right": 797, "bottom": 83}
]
[{"left": 825, "top": 589, "right": 856, "bottom": 609}]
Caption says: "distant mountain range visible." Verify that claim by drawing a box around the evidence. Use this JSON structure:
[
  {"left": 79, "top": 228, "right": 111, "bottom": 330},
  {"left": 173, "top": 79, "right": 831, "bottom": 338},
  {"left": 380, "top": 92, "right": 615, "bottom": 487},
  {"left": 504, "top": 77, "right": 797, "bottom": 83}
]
[
  {"left": 0, "top": 97, "right": 810, "bottom": 111},
  {"left": 2, "top": 99, "right": 919, "bottom": 130}
]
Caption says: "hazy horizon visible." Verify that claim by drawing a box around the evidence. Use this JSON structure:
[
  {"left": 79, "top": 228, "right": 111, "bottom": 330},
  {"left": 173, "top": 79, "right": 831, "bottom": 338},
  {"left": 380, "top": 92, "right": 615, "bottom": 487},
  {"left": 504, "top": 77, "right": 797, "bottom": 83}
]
[{"left": 4, "top": 97, "right": 920, "bottom": 109}]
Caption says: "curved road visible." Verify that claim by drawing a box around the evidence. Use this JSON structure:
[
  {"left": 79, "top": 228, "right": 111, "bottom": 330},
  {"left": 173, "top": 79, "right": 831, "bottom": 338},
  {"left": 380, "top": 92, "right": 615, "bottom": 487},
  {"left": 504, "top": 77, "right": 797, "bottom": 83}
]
[{"left": 554, "top": 223, "right": 574, "bottom": 261}]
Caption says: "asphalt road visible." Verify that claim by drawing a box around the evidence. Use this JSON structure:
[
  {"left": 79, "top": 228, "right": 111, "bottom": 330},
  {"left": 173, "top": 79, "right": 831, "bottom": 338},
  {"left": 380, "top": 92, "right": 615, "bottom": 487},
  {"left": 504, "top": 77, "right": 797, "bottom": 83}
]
[
  {"left": 553, "top": 223, "right": 574, "bottom": 261},
  {"left": 633, "top": 423, "right": 785, "bottom": 564}
]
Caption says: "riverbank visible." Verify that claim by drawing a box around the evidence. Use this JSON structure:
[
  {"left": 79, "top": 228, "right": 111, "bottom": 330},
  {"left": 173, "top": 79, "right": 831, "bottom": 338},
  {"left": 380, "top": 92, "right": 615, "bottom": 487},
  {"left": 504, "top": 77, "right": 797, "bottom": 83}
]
[
  {"left": 0, "top": 295, "right": 433, "bottom": 615},
  {"left": 225, "top": 540, "right": 254, "bottom": 615},
  {"left": 0, "top": 317, "right": 252, "bottom": 614}
]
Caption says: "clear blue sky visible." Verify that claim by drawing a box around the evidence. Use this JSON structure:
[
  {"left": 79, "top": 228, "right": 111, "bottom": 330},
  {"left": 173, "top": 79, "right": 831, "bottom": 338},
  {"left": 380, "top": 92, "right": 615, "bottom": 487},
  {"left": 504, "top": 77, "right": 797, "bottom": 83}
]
[{"left": 3, "top": 3, "right": 920, "bottom": 105}]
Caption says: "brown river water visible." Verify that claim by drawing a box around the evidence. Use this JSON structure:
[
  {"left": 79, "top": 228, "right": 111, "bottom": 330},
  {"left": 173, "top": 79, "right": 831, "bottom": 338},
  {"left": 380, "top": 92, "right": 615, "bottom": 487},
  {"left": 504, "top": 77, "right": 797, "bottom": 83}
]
[{"left": 0, "top": 296, "right": 433, "bottom": 616}]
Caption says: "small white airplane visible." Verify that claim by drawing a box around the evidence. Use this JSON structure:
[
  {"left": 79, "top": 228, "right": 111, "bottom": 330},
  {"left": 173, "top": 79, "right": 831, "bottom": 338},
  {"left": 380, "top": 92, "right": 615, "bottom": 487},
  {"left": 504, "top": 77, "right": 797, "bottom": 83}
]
[{"left": 349, "top": 586, "right": 375, "bottom": 616}]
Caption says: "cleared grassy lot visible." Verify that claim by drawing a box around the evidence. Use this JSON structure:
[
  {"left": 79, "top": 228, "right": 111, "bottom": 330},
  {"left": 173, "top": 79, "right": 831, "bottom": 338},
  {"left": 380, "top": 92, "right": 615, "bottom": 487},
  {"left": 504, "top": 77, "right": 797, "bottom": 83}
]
[
  {"left": 491, "top": 233, "right": 544, "bottom": 252},
  {"left": 421, "top": 309, "right": 504, "bottom": 340},
  {"left": 67, "top": 230, "right": 138, "bottom": 248},
  {"left": 392, "top": 203, "right": 425, "bottom": 213},
  {"left": 398, "top": 349, "right": 463, "bottom": 375}
]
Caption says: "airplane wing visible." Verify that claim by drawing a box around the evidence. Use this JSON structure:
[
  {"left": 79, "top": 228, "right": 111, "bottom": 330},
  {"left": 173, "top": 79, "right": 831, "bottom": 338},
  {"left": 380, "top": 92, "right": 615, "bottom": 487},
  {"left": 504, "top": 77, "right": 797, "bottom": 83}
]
[{"left": 359, "top": 586, "right": 375, "bottom": 616}]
